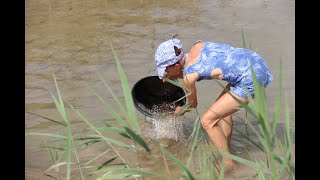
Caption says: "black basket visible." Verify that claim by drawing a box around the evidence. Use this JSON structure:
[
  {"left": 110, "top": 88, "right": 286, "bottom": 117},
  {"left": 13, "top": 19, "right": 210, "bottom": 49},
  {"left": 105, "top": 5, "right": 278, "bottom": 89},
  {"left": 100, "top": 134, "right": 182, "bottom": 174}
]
[{"left": 131, "top": 76, "right": 186, "bottom": 118}]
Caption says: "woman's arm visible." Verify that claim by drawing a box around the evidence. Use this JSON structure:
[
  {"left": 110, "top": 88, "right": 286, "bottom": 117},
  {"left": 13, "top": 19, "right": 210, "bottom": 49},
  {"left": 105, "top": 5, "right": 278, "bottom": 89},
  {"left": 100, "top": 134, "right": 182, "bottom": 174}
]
[
  {"left": 183, "top": 73, "right": 198, "bottom": 108},
  {"left": 174, "top": 73, "right": 199, "bottom": 116}
]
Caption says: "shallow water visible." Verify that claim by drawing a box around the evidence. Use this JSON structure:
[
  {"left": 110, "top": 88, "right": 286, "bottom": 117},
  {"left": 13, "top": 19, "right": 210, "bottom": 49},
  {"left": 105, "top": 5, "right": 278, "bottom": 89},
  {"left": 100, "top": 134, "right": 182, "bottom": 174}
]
[{"left": 26, "top": 0, "right": 294, "bottom": 179}]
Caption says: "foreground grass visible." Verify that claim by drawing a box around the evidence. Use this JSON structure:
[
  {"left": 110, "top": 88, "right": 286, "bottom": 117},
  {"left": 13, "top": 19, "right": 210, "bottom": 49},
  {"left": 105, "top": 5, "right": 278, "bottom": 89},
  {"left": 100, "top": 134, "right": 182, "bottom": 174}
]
[{"left": 26, "top": 34, "right": 294, "bottom": 179}]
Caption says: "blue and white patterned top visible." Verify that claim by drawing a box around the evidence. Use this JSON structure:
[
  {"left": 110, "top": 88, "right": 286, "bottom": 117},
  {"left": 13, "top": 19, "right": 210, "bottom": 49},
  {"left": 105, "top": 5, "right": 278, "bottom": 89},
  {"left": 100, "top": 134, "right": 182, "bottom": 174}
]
[{"left": 183, "top": 41, "right": 273, "bottom": 98}]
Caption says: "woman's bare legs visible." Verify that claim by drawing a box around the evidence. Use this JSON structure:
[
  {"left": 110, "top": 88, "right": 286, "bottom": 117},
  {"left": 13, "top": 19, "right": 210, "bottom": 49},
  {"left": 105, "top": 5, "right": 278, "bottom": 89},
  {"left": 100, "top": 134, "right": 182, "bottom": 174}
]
[
  {"left": 216, "top": 84, "right": 233, "bottom": 149},
  {"left": 201, "top": 87, "right": 248, "bottom": 170},
  {"left": 219, "top": 115, "right": 233, "bottom": 150}
]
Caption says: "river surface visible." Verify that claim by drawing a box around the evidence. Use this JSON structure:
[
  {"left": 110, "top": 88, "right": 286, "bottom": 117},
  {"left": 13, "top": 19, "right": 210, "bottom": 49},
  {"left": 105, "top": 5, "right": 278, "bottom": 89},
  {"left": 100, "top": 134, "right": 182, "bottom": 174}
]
[{"left": 25, "top": 0, "right": 294, "bottom": 179}]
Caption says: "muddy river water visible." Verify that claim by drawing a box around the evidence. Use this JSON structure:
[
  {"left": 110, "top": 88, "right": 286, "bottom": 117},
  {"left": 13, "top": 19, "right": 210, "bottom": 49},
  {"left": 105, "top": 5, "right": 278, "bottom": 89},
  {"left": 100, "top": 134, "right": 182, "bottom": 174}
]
[{"left": 26, "top": 0, "right": 294, "bottom": 179}]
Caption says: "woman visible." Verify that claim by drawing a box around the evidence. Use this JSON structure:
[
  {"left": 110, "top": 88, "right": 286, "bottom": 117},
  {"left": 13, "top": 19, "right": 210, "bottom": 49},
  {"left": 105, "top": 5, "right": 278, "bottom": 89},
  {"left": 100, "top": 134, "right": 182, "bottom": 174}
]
[{"left": 154, "top": 36, "right": 273, "bottom": 170}]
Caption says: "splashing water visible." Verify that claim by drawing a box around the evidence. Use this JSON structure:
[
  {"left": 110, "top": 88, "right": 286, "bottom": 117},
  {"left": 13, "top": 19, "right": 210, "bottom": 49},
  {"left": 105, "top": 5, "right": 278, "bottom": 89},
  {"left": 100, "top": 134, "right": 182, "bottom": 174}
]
[
  {"left": 150, "top": 102, "right": 176, "bottom": 116},
  {"left": 142, "top": 103, "right": 188, "bottom": 147}
]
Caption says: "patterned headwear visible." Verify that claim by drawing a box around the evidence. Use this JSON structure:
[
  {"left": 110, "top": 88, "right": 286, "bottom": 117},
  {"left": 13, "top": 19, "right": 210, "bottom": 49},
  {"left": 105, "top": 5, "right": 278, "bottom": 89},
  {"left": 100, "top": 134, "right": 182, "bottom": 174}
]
[{"left": 155, "top": 37, "right": 184, "bottom": 79}]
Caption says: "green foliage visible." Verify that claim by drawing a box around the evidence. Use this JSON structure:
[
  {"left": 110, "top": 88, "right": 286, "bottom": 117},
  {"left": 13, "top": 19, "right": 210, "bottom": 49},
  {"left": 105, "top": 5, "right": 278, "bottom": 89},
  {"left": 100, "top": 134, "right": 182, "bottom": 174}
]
[
  {"left": 25, "top": 33, "right": 294, "bottom": 179},
  {"left": 158, "top": 143, "right": 197, "bottom": 180}
]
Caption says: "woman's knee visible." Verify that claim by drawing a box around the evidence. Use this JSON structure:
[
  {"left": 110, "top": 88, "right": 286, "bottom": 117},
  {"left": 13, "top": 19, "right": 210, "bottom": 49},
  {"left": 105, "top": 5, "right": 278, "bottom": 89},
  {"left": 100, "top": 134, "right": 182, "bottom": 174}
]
[{"left": 201, "top": 112, "right": 218, "bottom": 130}]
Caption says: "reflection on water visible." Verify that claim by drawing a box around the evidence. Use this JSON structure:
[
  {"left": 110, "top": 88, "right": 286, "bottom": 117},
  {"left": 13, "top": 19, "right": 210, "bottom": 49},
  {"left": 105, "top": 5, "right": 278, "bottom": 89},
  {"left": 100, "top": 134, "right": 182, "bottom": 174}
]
[{"left": 26, "top": 0, "right": 294, "bottom": 179}]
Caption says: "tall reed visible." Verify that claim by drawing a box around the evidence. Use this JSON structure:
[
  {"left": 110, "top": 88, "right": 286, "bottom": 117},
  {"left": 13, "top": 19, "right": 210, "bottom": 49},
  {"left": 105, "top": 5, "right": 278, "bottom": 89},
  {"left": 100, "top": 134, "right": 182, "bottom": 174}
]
[{"left": 25, "top": 32, "right": 294, "bottom": 179}]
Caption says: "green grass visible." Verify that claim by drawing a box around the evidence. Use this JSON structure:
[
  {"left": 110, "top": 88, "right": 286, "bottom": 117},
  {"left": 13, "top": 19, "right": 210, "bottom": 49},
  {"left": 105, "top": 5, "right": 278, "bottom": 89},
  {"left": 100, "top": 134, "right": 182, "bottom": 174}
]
[{"left": 25, "top": 33, "right": 294, "bottom": 179}]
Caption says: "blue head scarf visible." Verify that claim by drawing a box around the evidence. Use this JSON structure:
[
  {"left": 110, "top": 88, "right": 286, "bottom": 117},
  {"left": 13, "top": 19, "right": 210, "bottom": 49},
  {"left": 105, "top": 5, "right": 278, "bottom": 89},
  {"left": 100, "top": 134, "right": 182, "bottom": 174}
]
[{"left": 155, "top": 37, "right": 184, "bottom": 79}]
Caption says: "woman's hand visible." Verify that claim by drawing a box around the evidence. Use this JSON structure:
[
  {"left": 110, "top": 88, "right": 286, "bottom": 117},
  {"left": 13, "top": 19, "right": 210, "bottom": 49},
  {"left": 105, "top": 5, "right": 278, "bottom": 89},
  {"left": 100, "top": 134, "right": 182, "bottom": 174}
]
[{"left": 173, "top": 106, "right": 185, "bottom": 117}]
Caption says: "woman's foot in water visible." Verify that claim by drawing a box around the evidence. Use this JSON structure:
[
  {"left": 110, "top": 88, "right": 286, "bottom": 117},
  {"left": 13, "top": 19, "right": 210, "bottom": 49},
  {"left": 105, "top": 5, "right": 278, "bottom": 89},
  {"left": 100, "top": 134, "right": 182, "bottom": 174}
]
[{"left": 224, "top": 159, "right": 238, "bottom": 172}]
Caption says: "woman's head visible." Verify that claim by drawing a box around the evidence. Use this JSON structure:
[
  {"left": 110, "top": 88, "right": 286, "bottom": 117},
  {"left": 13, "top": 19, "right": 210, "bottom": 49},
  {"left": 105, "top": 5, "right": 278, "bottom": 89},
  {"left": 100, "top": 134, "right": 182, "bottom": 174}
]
[{"left": 155, "top": 36, "right": 184, "bottom": 79}]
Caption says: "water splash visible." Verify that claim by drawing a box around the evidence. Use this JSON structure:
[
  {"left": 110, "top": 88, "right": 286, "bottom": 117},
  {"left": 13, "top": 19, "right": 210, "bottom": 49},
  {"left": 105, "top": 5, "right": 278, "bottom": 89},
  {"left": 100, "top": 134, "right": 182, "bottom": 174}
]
[
  {"left": 142, "top": 103, "right": 189, "bottom": 147},
  {"left": 150, "top": 102, "right": 176, "bottom": 116}
]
